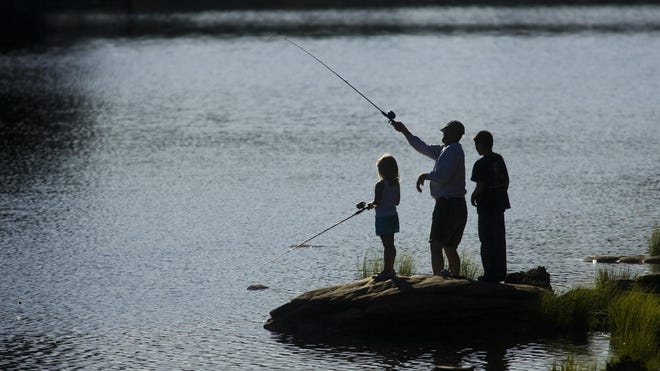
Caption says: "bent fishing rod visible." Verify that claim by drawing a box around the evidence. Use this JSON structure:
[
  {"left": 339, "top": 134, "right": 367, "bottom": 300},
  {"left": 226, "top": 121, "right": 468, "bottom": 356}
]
[
  {"left": 242, "top": 205, "right": 369, "bottom": 288},
  {"left": 284, "top": 38, "right": 396, "bottom": 122}
]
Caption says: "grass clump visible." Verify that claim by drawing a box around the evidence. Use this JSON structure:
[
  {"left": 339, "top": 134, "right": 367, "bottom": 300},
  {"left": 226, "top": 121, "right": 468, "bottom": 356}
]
[
  {"left": 649, "top": 225, "right": 660, "bottom": 256},
  {"left": 608, "top": 290, "right": 660, "bottom": 370},
  {"left": 358, "top": 251, "right": 383, "bottom": 279},
  {"left": 540, "top": 288, "right": 608, "bottom": 333},
  {"left": 358, "top": 251, "right": 415, "bottom": 278},
  {"left": 541, "top": 268, "right": 633, "bottom": 333},
  {"left": 540, "top": 268, "right": 660, "bottom": 370},
  {"left": 459, "top": 250, "right": 482, "bottom": 281}
]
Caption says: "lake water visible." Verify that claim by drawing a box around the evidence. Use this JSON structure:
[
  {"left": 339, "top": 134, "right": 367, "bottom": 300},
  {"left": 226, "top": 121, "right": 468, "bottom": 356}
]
[{"left": 2, "top": 5, "right": 660, "bottom": 370}]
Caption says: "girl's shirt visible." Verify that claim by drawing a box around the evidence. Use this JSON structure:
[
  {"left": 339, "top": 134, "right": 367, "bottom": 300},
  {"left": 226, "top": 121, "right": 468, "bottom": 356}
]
[{"left": 375, "top": 180, "right": 400, "bottom": 217}]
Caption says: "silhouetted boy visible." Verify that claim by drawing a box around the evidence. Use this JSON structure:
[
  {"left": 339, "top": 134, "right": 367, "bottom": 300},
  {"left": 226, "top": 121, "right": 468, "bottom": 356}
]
[{"left": 470, "top": 131, "right": 510, "bottom": 283}]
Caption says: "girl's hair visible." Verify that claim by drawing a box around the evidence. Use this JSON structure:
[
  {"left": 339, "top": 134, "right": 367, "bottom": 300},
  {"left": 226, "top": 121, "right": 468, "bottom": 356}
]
[{"left": 377, "top": 154, "right": 399, "bottom": 182}]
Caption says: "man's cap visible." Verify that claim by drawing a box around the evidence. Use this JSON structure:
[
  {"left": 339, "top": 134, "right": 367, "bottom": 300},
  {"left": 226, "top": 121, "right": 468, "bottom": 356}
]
[{"left": 441, "top": 120, "right": 465, "bottom": 136}]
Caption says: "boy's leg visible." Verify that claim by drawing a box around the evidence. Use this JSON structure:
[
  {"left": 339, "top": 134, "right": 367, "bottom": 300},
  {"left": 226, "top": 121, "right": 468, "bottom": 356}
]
[
  {"left": 480, "top": 210, "right": 504, "bottom": 282},
  {"left": 493, "top": 212, "right": 507, "bottom": 281},
  {"left": 478, "top": 213, "right": 492, "bottom": 280}
]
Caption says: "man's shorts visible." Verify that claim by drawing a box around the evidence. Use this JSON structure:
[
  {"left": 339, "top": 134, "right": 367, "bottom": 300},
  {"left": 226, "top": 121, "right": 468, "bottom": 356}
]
[
  {"left": 429, "top": 197, "right": 467, "bottom": 247},
  {"left": 375, "top": 214, "right": 399, "bottom": 236}
]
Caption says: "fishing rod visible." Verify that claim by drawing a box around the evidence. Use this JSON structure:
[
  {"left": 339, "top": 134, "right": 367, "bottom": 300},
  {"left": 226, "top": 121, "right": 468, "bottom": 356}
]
[
  {"left": 244, "top": 205, "right": 369, "bottom": 290},
  {"left": 285, "top": 37, "right": 396, "bottom": 122}
]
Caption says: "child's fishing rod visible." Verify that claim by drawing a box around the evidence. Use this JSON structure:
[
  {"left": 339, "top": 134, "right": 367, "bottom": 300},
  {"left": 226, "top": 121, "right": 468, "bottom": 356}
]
[
  {"left": 285, "top": 37, "right": 396, "bottom": 122},
  {"left": 244, "top": 204, "right": 369, "bottom": 290}
]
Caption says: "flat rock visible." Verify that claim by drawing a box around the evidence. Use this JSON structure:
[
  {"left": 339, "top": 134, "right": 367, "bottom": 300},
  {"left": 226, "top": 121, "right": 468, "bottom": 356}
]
[{"left": 264, "top": 275, "right": 546, "bottom": 337}]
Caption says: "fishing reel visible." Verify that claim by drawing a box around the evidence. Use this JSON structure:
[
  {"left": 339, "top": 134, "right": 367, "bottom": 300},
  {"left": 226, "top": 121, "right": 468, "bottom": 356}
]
[{"left": 384, "top": 111, "right": 396, "bottom": 121}]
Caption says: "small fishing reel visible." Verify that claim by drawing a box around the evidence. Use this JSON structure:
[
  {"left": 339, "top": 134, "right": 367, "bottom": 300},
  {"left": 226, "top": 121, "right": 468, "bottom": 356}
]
[{"left": 385, "top": 111, "right": 396, "bottom": 120}]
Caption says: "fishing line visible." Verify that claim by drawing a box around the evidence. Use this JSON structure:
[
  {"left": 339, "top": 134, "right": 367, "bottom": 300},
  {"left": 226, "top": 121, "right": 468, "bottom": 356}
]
[
  {"left": 244, "top": 206, "right": 369, "bottom": 290},
  {"left": 284, "top": 37, "right": 396, "bottom": 121}
]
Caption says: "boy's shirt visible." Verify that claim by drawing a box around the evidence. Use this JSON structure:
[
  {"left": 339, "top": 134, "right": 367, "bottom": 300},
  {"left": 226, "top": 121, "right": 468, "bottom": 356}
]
[{"left": 471, "top": 153, "right": 511, "bottom": 212}]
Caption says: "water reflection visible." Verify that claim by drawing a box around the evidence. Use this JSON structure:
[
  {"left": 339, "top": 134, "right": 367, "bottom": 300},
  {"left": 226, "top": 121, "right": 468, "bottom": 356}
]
[
  {"left": 0, "top": 62, "right": 94, "bottom": 191},
  {"left": 0, "top": 333, "right": 71, "bottom": 369},
  {"left": 271, "top": 332, "right": 607, "bottom": 370}
]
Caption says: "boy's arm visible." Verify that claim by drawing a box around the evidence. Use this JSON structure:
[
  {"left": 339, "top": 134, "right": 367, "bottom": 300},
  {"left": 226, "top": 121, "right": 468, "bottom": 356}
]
[
  {"left": 471, "top": 181, "right": 486, "bottom": 207},
  {"left": 470, "top": 159, "right": 485, "bottom": 207}
]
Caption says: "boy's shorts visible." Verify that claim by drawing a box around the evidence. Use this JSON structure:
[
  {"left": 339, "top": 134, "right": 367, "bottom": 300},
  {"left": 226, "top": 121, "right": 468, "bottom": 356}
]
[
  {"left": 375, "top": 214, "right": 399, "bottom": 236},
  {"left": 429, "top": 197, "right": 467, "bottom": 247}
]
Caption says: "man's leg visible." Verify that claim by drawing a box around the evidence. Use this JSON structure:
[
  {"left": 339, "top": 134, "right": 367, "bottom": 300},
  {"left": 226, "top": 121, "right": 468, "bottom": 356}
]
[
  {"left": 444, "top": 198, "right": 467, "bottom": 277},
  {"left": 430, "top": 240, "right": 445, "bottom": 275}
]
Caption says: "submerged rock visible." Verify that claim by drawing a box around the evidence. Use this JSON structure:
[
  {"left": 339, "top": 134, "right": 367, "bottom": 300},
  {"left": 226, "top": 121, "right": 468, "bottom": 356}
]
[
  {"left": 644, "top": 255, "right": 660, "bottom": 264},
  {"left": 583, "top": 255, "right": 660, "bottom": 264},
  {"left": 264, "top": 275, "right": 546, "bottom": 337},
  {"left": 584, "top": 256, "right": 620, "bottom": 263},
  {"left": 617, "top": 255, "right": 645, "bottom": 264}
]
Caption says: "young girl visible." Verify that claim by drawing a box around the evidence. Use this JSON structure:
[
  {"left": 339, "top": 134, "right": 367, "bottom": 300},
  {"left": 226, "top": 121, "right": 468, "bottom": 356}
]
[{"left": 365, "top": 154, "right": 401, "bottom": 282}]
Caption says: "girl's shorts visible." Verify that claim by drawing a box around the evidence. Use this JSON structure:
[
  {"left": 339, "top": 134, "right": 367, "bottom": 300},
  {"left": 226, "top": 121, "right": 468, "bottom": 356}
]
[{"left": 375, "top": 214, "right": 399, "bottom": 236}]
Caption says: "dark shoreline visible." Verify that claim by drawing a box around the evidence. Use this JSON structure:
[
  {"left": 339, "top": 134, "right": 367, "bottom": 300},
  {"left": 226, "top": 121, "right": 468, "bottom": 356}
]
[
  {"left": 4, "top": 0, "right": 660, "bottom": 15},
  {"left": 3, "top": 1, "right": 660, "bottom": 46}
]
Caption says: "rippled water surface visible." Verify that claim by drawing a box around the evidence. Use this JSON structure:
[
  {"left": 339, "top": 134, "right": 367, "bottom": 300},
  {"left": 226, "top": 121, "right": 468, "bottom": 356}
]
[{"left": 2, "top": 6, "right": 660, "bottom": 370}]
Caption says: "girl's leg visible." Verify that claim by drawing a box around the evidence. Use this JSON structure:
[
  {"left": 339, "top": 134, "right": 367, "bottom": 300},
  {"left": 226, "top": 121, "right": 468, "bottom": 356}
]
[{"left": 380, "top": 234, "right": 396, "bottom": 274}]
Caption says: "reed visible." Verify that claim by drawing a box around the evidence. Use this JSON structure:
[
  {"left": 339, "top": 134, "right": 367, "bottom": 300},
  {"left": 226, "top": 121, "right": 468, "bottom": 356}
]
[
  {"left": 397, "top": 253, "right": 415, "bottom": 277},
  {"left": 358, "top": 251, "right": 382, "bottom": 279},
  {"left": 649, "top": 225, "right": 660, "bottom": 256}
]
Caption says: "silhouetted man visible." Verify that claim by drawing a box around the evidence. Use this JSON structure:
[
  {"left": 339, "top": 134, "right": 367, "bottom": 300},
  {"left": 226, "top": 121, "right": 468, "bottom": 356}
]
[{"left": 391, "top": 120, "right": 467, "bottom": 277}]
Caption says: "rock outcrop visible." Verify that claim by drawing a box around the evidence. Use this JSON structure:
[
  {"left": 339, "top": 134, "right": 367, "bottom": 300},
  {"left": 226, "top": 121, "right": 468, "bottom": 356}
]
[
  {"left": 264, "top": 275, "right": 547, "bottom": 337},
  {"left": 504, "top": 266, "right": 552, "bottom": 290}
]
